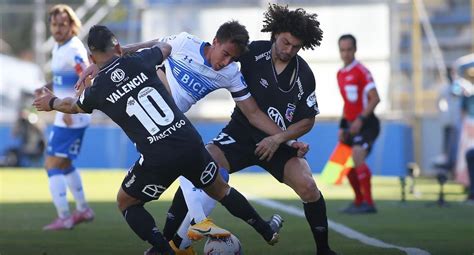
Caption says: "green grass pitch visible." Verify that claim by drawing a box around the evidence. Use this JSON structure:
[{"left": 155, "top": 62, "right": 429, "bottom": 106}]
[{"left": 0, "top": 169, "right": 473, "bottom": 255}]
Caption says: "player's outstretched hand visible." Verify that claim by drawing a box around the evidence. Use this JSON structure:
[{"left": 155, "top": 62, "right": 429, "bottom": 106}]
[
  {"left": 255, "top": 135, "right": 281, "bottom": 162},
  {"left": 74, "top": 64, "right": 99, "bottom": 91},
  {"left": 33, "top": 87, "right": 55, "bottom": 112},
  {"left": 291, "top": 141, "right": 310, "bottom": 157}
]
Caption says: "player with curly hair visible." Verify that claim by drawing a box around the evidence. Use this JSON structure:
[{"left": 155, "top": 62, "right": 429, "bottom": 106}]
[{"left": 164, "top": 4, "right": 337, "bottom": 255}]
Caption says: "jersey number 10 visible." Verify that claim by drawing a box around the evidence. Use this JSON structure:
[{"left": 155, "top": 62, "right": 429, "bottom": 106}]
[{"left": 126, "top": 87, "right": 175, "bottom": 135}]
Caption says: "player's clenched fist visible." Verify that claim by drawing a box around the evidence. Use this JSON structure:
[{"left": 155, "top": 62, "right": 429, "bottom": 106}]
[{"left": 33, "top": 87, "right": 56, "bottom": 111}]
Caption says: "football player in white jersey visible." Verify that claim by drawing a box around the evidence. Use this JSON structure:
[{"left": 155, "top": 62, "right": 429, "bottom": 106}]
[
  {"left": 35, "top": 4, "right": 94, "bottom": 231},
  {"left": 77, "top": 21, "right": 307, "bottom": 253}
]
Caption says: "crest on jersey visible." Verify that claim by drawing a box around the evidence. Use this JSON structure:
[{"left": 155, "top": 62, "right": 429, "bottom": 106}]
[
  {"left": 285, "top": 103, "right": 296, "bottom": 122},
  {"left": 267, "top": 107, "right": 287, "bottom": 130},
  {"left": 306, "top": 91, "right": 317, "bottom": 107},
  {"left": 259, "top": 78, "right": 269, "bottom": 88},
  {"left": 111, "top": 68, "right": 125, "bottom": 83}
]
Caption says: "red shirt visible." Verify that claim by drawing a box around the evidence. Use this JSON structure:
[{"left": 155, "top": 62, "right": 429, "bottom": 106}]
[{"left": 337, "top": 60, "right": 376, "bottom": 121}]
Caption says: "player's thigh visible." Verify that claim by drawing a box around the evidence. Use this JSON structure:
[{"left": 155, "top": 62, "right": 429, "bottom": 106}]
[
  {"left": 121, "top": 161, "right": 176, "bottom": 203},
  {"left": 210, "top": 129, "right": 255, "bottom": 173},
  {"left": 44, "top": 155, "right": 72, "bottom": 169},
  {"left": 180, "top": 146, "right": 219, "bottom": 191},
  {"left": 352, "top": 146, "right": 368, "bottom": 166},
  {"left": 282, "top": 157, "right": 320, "bottom": 202},
  {"left": 206, "top": 143, "right": 231, "bottom": 170},
  {"left": 117, "top": 186, "right": 142, "bottom": 212}
]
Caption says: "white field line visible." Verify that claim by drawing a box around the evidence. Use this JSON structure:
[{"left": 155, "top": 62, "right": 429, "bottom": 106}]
[{"left": 250, "top": 197, "right": 431, "bottom": 255}]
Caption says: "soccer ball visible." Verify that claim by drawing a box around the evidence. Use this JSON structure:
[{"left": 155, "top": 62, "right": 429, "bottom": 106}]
[{"left": 203, "top": 234, "right": 242, "bottom": 255}]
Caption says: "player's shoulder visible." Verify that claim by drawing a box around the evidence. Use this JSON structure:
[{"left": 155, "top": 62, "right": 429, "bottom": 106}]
[
  {"left": 219, "top": 61, "right": 240, "bottom": 79},
  {"left": 177, "top": 32, "right": 203, "bottom": 46},
  {"left": 243, "top": 41, "right": 272, "bottom": 63},
  {"left": 249, "top": 40, "right": 271, "bottom": 53},
  {"left": 296, "top": 55, "right": 314, "bottom": 78},
  {"left": 354, "top": 61, "right": 371, "bottom": 74},
  {"left": 67, "top": 36, "right": 87, "bottom": 50}
]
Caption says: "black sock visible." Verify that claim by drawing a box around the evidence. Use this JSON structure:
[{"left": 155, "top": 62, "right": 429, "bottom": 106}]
[
  {"left": 219, "top": 188, "right": 273, "bottom": 241},
  {"left": 163, "top": 187, "right": 189, "bottom": 241},
  {"left": 303, "top": 193, "right": 331, "bottom": 253},
  {"left": 122, "top": 204, "right": 171, "bottom": 253},
  {"left": 172, "top": 234, "right": 183, "bottom": 249}
]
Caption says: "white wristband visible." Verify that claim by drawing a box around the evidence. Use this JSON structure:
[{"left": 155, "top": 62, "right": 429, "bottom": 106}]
[{"left": 285, "top": 140, "right": 297, "bottom": 146}]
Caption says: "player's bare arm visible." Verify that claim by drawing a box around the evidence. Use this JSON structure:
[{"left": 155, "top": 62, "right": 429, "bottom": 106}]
[
  {"left": 121, "top": 40, "right": 171, "bottom": 57},
  {"left": 349, "top": 88, "right": 380, "bottom": 134},
  {"left": 75, "top": 42, "right": 172, "bottom": 90},
  {"left": 33, "top": 87, "right": 85, "bottom": 114},
  {"left": 236, "top": 96, "right": 286, "bottom": 160}
]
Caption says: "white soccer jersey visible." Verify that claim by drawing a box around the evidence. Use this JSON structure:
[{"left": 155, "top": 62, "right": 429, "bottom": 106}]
[
  {"left": 160, "top": 32, "right": 250, "bottom": 112},
  {"left": 51, "top": 36, "right": 90, "bottom": 128}
]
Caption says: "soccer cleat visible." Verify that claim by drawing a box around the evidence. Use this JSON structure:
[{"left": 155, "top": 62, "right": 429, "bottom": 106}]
[
  {"left": 187, "top": 218, "right": 231, "bottom": 241},
  {"left": 43, "top": 216, "right": 74, "bottom": 231},
  {"left": 339, "top": 202, "right": 359, "bottom": 214},
  {"left": 346, "top": 202, "right": 377, "bottom": 214},
  {"left": 72, "top": 207, "right": 95, "bottom": 225},
  {"left": 266, "top": 214, "right": 284, "bottom": 245},
  {"left": 169, "top": 240, "right": 197, "bottom": 255}
]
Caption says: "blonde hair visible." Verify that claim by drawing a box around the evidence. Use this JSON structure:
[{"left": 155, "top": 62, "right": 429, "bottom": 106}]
[{"left": 49, "top": 4, "right": 82, "bottom": 36}]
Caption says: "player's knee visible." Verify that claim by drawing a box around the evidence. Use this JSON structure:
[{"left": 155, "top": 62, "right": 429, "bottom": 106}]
[
  {"left": 203, "top": 179, "right": 229, "bottom": 201},
  {"left": 296, "top": 179, "right": 319, "bottom": 202}
]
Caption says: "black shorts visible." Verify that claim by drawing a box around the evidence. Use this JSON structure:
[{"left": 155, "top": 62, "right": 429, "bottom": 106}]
[
  {"left": 343, "top": 114, "right": 380, "bottom": 153},
  {"left": 121, "top": 146, "right": 218, "bottom": 202},
  {"left": 211, "top": 120, "right": 298, "bottom": 183}
]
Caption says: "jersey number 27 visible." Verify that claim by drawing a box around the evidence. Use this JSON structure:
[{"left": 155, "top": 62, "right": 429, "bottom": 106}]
[{"left": 126, "top": 87, "right": 174, "bottom": 135}]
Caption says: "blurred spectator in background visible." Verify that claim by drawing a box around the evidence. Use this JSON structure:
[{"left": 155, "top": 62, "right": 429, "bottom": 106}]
[
  {"left": 459, "top": 63, "right": 474, "bottom": 204},
  {"left": 0, "top": 109, "right": 44, "bottom": 167},
  {"left": 434, "top": 67, "right": 461, "bottom": 171}
]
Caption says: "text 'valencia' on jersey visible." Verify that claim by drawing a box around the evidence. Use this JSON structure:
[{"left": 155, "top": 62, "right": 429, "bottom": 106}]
[{"left": 77, "top": 46, "right": 203, "bottom": 165}]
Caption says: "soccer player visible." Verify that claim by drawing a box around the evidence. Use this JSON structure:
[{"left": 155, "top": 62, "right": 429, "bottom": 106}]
[
  {"left": 34, "top": 25, "right": 283, "bottom": 255},
  {"left": 165, "top": 4, "right": 336, "bottom": 255},
  {"left": 337, "top": 34, "right": 381, "bottom": 214},
  {"left": 36, "top": 4, "right": 94, "bottom": 231},
  {"left": 77, "top": 21, "right": 302, "bottom": 253}
]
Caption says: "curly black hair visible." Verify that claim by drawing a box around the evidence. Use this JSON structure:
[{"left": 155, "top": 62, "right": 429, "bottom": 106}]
[{"left": 261, "top": 4, "right": 323, "bottom": 50}]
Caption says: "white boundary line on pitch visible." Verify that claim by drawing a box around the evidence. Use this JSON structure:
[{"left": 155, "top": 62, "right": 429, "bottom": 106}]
[{"left": 249, "top": 197, "right": 431, "bottom": 255}]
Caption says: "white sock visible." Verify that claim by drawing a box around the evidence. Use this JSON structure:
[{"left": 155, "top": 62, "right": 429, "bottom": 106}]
[
  {"left": 201, "top": 192, "right": 218, "bottom": 216},
  {"left": 65, "top": 168, "right": 88, "bottom": 211},
  {"left": 178, "top": 214, "right": 193, "bottom": 249},
  {"left": 48, "top": 173, "right": 70, "bottom": 218},
  {"left": 179, "top": 176, "right": 207, "bottom": 223}
]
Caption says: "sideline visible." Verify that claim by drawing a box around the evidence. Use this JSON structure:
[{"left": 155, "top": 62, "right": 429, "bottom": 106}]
[{"left": 250, "top": 197, "right": 431, "bottom": 255}]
